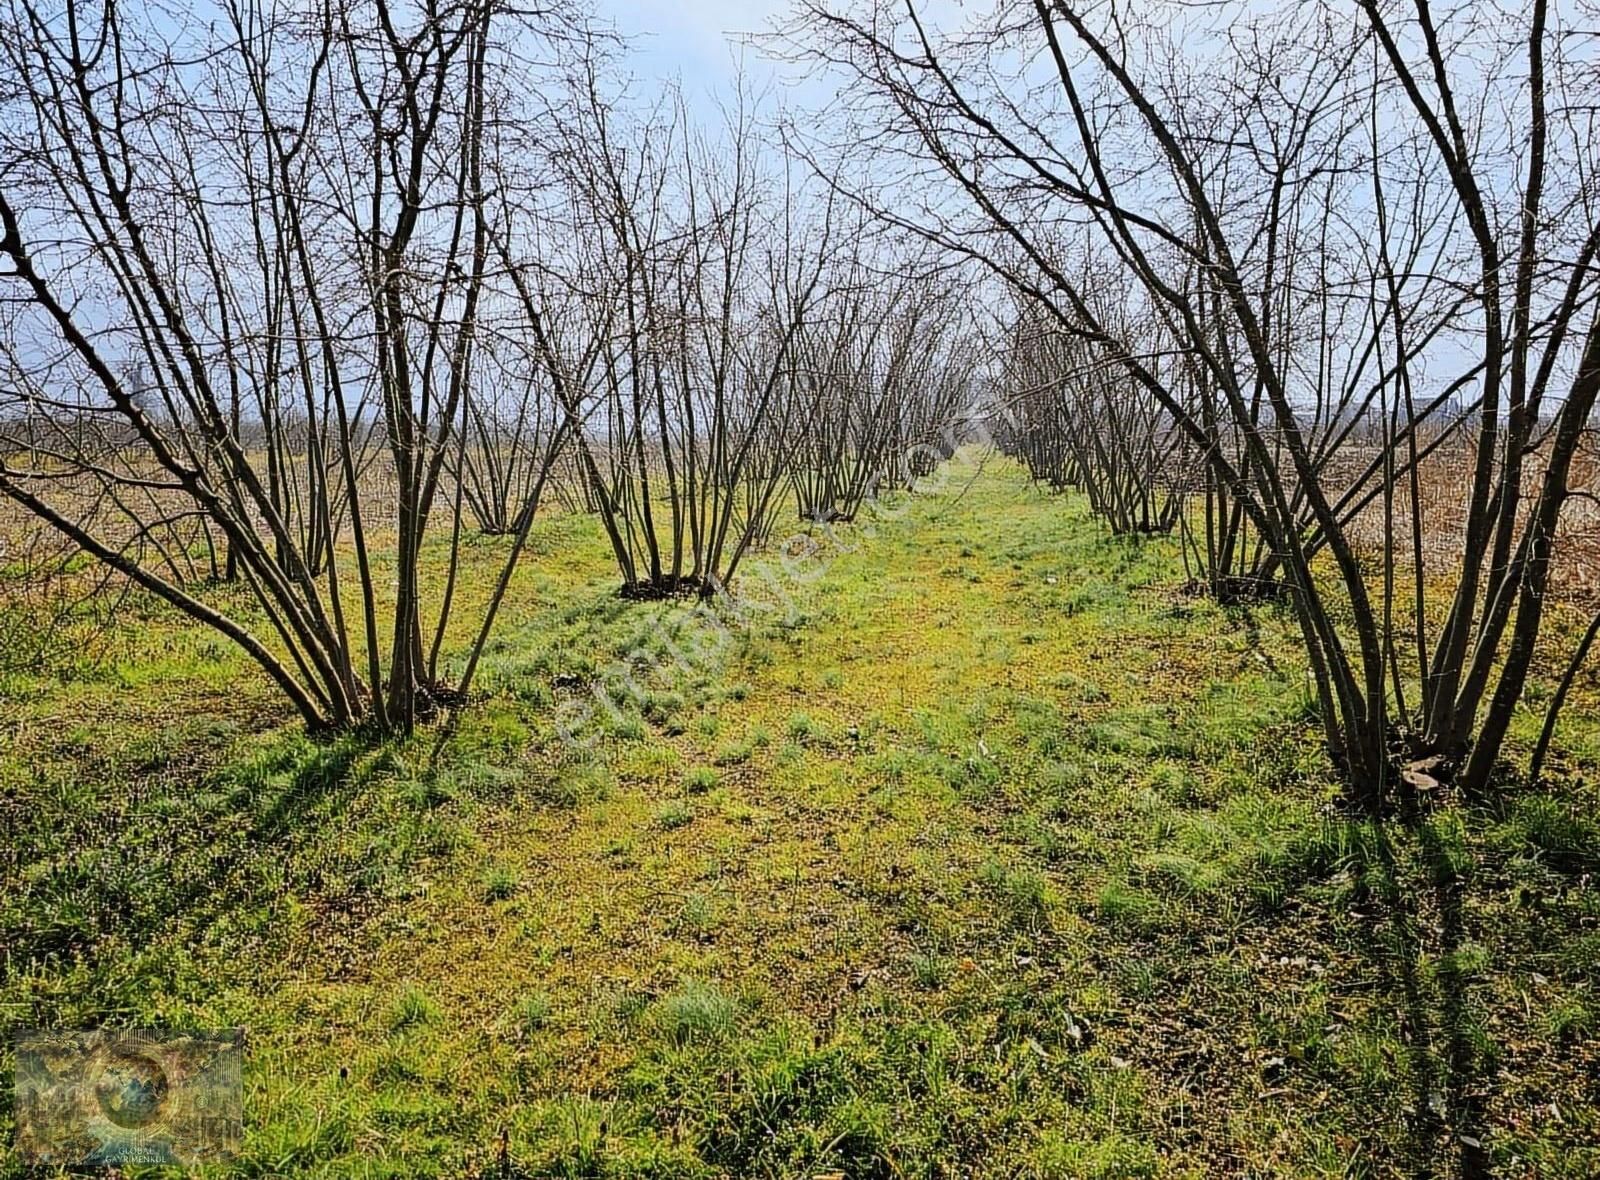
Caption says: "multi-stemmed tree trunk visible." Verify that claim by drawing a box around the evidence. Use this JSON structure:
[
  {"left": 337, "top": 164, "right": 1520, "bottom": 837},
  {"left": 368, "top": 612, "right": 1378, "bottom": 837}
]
[
  {"left": 531, "top": 81, "right": 832, "bottom": 598},
  {"left": 0, "top": 0, "right": 578, "bottom": 734},
  {"left": 453, "top": 355, "right": 561, "bottom": 537},
  {"left": 788, "top": 266, "right": 976, "bottom": 523},
  {"left": 797, "top": 0, "right": 1600, "bottom": 804},
  {"left": 999, "top": 293, "right": 1190, "bottom": 537}
]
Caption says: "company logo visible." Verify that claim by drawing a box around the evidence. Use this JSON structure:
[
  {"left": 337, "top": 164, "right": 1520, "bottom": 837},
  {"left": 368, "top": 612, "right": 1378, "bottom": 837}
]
[{"left": 12, "top": 1028, "right": 243, "bottom": 1166}]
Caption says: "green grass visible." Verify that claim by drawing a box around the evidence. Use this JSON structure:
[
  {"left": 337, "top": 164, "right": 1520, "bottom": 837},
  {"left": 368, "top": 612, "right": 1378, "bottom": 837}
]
[
  {"left": 2, "top": 453, "right": 1599, "bottom": 1177},
  {"left": 509, "top": 991, "right": 553, "bottom": 1035},
  {"left": 654, "top": 980, "right": 739, "bottom": 1046},
  {"left": 682, "top": 765, "right": 719, "bottom": 794},
  {"left": 653, "top": 799, "right": 694, "bottom": 830},
  {"left": 389, "top": 986, "right": 443, "bottom": 1031},
  {"left": 481, "top": 864, "right": 520, "bottom": 902}
]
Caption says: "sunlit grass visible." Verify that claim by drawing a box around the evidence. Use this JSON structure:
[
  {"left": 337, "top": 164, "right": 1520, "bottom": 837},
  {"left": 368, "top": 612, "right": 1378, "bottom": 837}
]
[{"left": 2, "top": 454, "right": 1598, "bottom": 1177}]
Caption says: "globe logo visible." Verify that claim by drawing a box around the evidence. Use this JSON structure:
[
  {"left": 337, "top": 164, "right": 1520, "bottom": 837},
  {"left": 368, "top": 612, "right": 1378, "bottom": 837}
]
[{"left": 92, "top": 1048, "right": 169, "bottom": 1131}]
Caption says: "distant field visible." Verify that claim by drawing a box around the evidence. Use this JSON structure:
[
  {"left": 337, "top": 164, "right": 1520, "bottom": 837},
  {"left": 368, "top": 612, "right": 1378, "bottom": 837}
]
[{"left": 2, "top": 455, "right": 1598, "bottom": 1178}]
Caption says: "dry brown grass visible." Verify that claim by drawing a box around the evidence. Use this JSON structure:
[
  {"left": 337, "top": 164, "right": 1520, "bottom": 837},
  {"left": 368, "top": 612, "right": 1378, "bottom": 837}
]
[{"left": 1339, "top": 428, "right": 1600, "bottom": 609}]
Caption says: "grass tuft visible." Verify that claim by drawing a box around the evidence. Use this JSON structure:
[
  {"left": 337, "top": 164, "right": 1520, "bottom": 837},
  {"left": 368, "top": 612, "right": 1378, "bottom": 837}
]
[
  {"left": 683, "top": 766, "right": 720, "bottom": 794},
  {"left": 654, "top": 800, "right": 694, "bottom": 831},
  {"left": 388, "top": 986, "right": 442, "bottom": 1032},
  {"left": 655, "top": 980, "right": 738, "bottom": 1046},
  {"left": 979, "top": 860, "right": 1052, "bottom": 928},
  {"left": 481, "top": 863, "right": 519, "bottom": 902}
]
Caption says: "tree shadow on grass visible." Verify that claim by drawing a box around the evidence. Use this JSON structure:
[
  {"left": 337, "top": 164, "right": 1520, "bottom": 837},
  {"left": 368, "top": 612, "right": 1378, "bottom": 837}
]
[
  {"left": 1363, "top": 802, "right": 1491, "bottom": 1180},
  {"left": 1, "top": 729, "right": 381, "bottom": 1020},
  {"left": 245, "top": 732, "right": 370, "bottom": 842}
]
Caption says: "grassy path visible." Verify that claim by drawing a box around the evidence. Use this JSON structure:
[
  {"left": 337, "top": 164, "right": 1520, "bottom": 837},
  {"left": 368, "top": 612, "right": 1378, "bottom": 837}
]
[{"left": 3, "top": 456, "right": 1598, "bottom": 1177}]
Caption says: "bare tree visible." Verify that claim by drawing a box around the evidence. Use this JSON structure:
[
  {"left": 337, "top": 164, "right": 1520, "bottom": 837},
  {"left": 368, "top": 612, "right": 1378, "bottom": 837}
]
[
  {"left": 453, "top": 346, "right": 562, "bottom": 536},
  {"left": 0, "top": 0, "right": 578, "bottom": 733},
  {"left": 530, "top": 75, "right": 834, "bottom": 597},
  {"left": 787, "top": 256, "right": 976, "bottom": 522},
  {"left": 999, "top": 279, "right": 1191, "bottom": 537},
  {"left": 791, "top": 0, "right": 1600, "bottom": 803}
]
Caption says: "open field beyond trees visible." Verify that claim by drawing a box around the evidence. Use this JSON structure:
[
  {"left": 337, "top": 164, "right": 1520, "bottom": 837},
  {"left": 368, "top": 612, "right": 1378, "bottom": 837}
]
[{"left": 3, "top": 455, "right": 1598, "bottom": 1178}]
